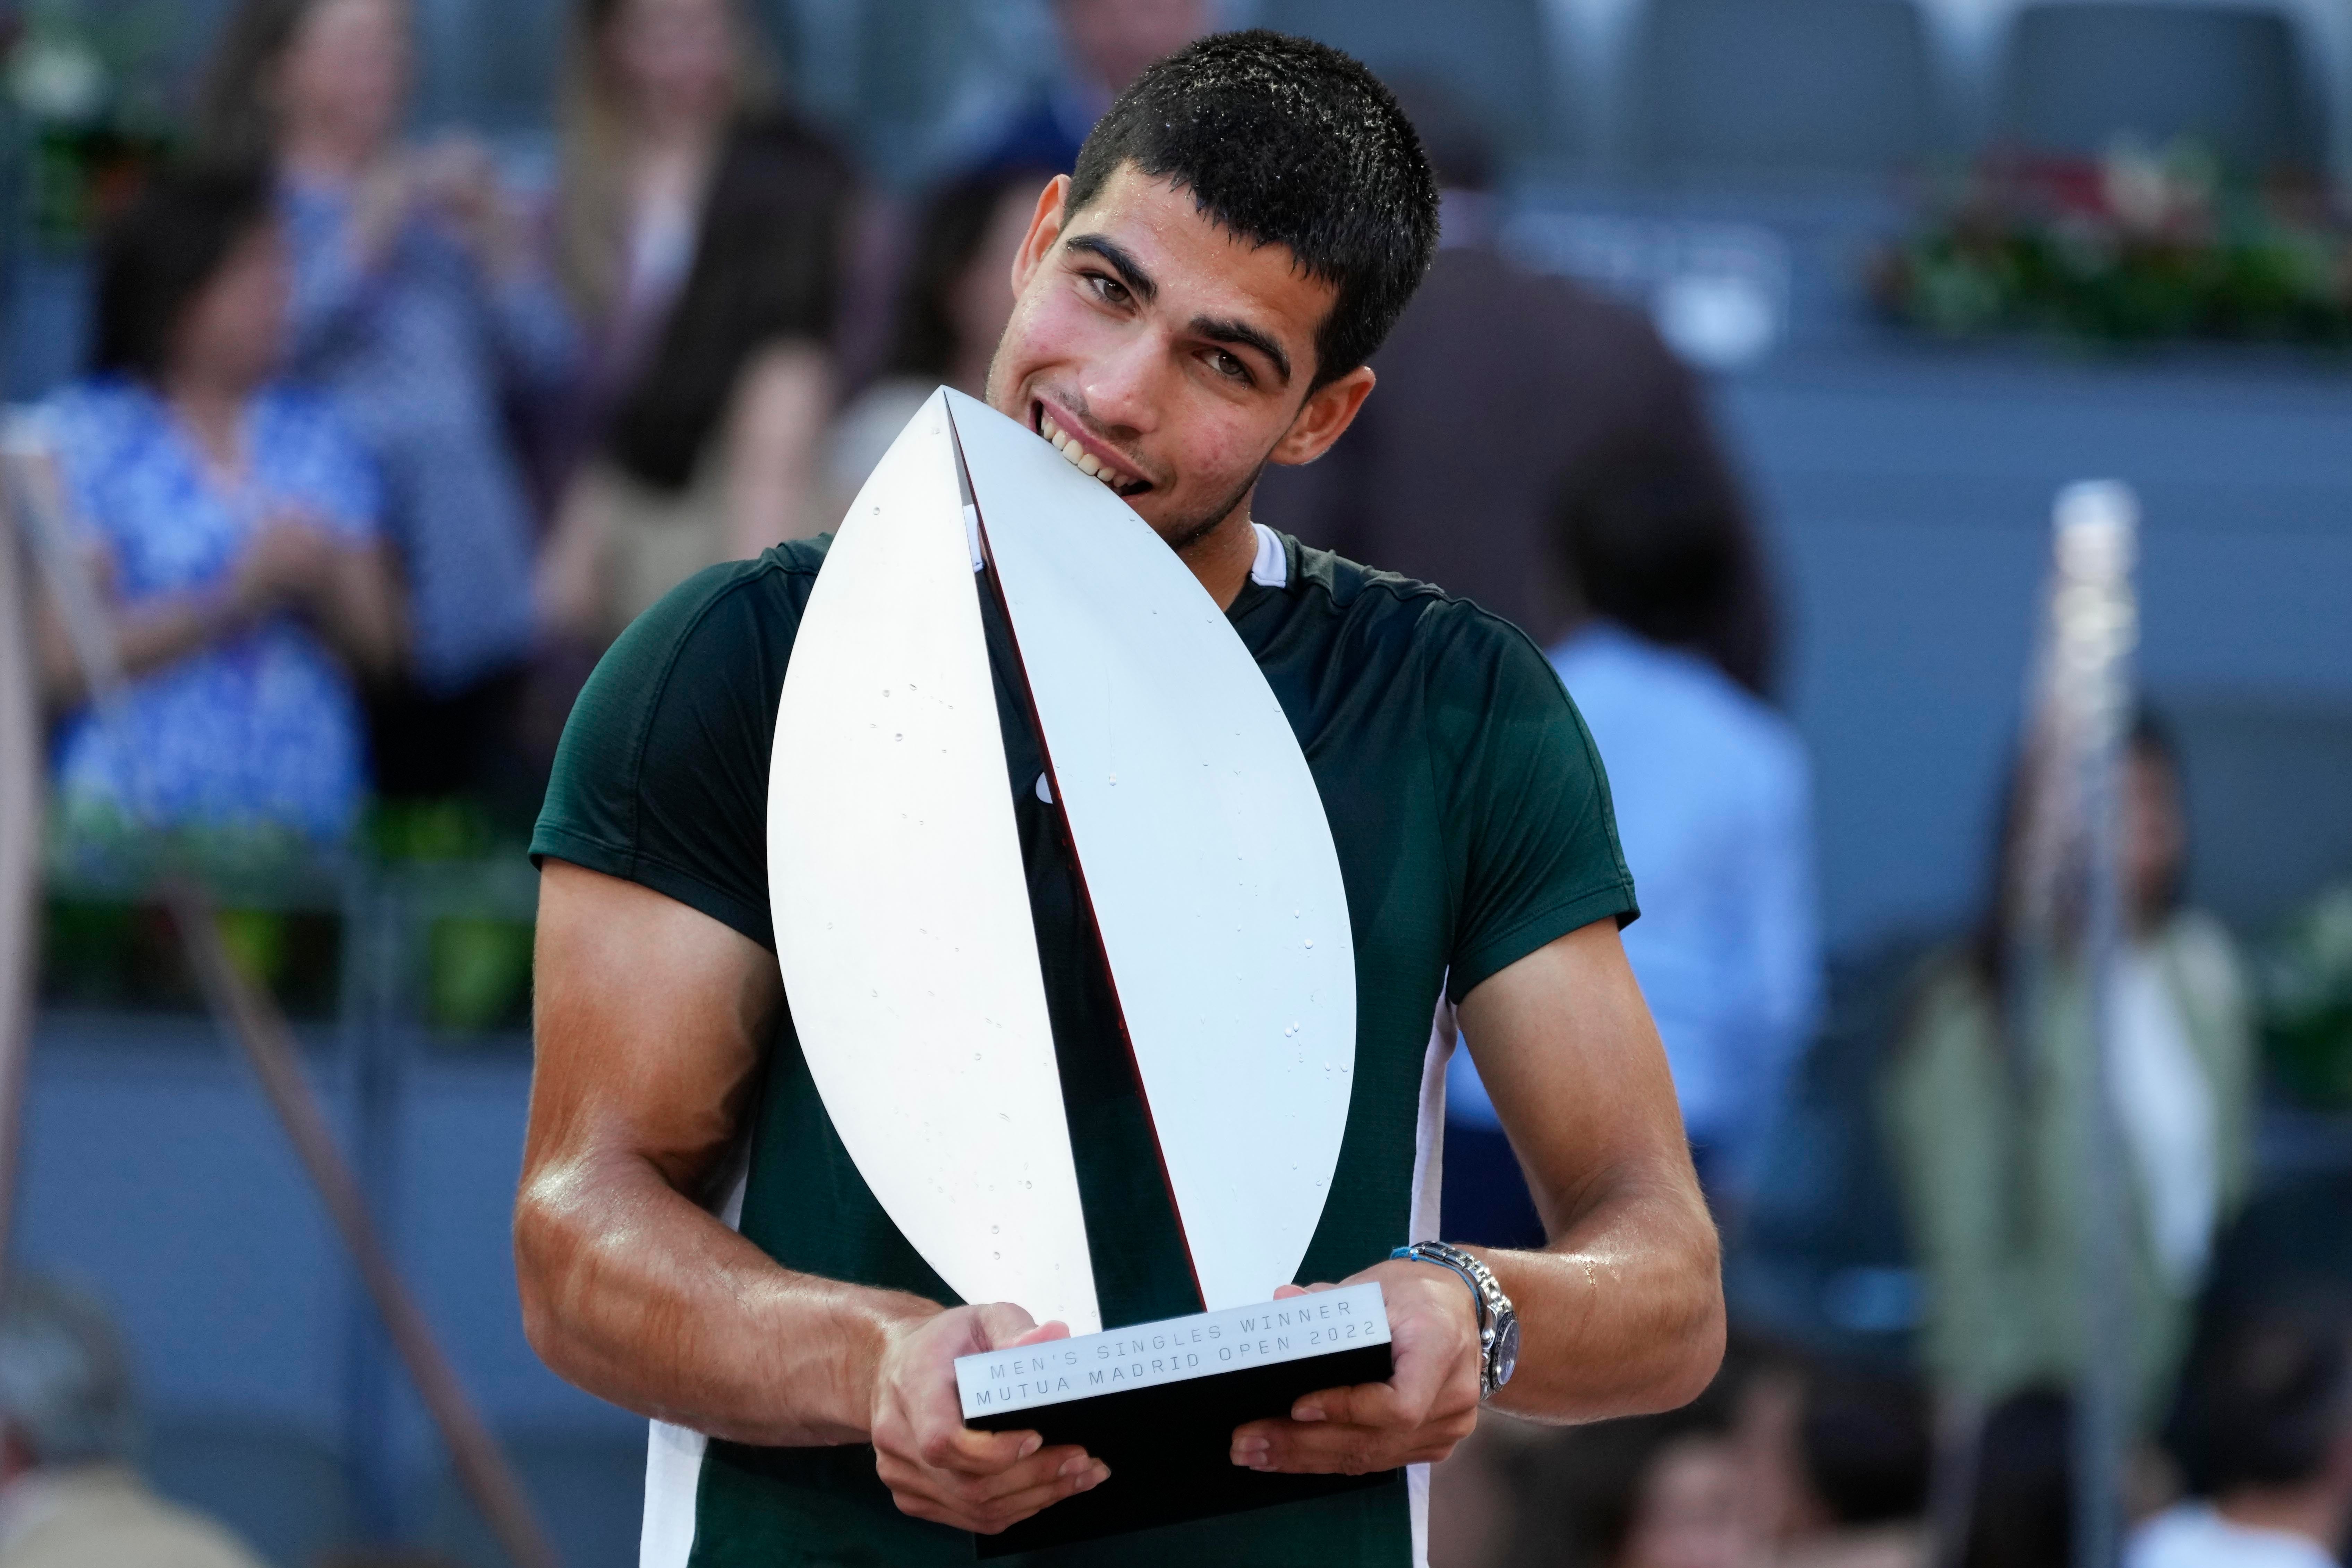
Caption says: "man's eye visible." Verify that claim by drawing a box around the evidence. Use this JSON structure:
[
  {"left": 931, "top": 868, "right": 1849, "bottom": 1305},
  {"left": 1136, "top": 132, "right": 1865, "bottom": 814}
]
[
  {"left": 1089, "top": 274, "right": 1130, "bottom": 306},
  {"left": 1210, "top": 350, "right": 1252, "bottom": 383}
]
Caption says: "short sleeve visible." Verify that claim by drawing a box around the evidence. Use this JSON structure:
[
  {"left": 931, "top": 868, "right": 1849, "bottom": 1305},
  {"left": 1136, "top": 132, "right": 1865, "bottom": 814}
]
[
  {"left": 1426, "top": 607, "right": 1638, "bottom": 1002},
  {"left": 530, "top": 556, "right": 807, "bottom": 949}
]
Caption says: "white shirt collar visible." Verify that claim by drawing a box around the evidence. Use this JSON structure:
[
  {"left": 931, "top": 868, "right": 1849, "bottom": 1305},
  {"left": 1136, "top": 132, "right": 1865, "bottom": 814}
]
[{"left": 1249, "top": 522, "right": 1288, "bottom": 588}]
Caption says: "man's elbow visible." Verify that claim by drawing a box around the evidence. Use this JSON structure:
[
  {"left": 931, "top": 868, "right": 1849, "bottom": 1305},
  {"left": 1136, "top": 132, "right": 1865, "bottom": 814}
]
[
  {"left": 1634, "top": 1214, "right": 1727, "bottom": 1414},
  {"left": 512, "top": 1168, "right": 592, "bottom": 1378}
]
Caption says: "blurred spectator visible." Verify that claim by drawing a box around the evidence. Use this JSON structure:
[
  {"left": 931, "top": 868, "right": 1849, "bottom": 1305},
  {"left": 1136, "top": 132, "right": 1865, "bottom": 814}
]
[
  {"left": 825, "top": 163, "right": 1053, "bottom": 521},
  {"left": 2138, "top": 1305, "right": 2352, "bottom": 1568},
  {"left": 965, "top": 0, "right": 1208, "bottom": 175},
  {"left": 0, "top": 1276, "right": 266, "bottom": 1568},
  {"left": 535, "top": 0, "right": 851, "bottom": 646},
  {"left": 1440, "top": 412, "right": 1815, "bottom": 1234},
  {"left": 1777, "top": 1366, "right": 1932, "bottom": 1568},
  {"left": 194, "top": 0, "right": 577, "bottom": 800},
  {"left": 30, "top": 163, "right": 398, "bottom": 846},
  {"left": 1466, "top": 1342, "right": 1924, "bottom": 1568},
  {"left": 1505, "top": 1393, "right": 1763, "bottom": 1568},
  {"left": 1883, "top": 716, "right": 2255, "bottom": 1430},
  {"left": 1541, "top": 437, "right": 1820, "bottom": 1205},
  {"left": 1441, "top": 421, "right": 1822, "bottom": 1236}
]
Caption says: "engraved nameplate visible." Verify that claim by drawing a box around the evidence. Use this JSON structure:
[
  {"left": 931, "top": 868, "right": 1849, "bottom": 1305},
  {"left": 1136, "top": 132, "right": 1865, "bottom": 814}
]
[
  {"left": 954, "top": 1283, "right": 1396, "bottom": 1553},
  {"left": 956, "top": 1282, "right": 1391, "bottom": 1419}
]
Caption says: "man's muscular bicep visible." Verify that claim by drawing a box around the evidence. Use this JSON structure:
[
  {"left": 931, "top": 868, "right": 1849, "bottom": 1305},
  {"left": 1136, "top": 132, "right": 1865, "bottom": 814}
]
[
  {"left": 517, "top": 861, "right": 909, "bottom": 1443},
  {"left": 523, "top": 860, "right": 782, "bottom": 1203}
]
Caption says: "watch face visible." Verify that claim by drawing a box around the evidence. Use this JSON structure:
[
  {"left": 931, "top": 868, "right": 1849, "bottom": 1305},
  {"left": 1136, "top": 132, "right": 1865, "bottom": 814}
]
[{"left": 1493, "top": 1315, "right": 1520, "bottom": 1388}]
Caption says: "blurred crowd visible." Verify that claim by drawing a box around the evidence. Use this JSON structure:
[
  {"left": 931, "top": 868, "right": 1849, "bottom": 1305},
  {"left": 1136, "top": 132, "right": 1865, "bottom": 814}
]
[{"left": 6, "top": 0, "right": 2352, "bottom": 1565}]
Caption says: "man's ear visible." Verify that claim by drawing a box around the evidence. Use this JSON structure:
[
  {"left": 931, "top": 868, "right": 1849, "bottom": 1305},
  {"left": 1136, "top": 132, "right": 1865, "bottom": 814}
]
[
  {"left": 1267, "top": 365, "right": 1377, "bottom": 468},
  {"left": 1008, "top": 174, "right": 1073, "bottom": 297}
]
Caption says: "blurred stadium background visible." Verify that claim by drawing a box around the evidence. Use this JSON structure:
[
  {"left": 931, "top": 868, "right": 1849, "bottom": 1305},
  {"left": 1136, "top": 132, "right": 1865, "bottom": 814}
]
[{"left": 3, "top": 0, "right": 2351, "bottom": 1562}]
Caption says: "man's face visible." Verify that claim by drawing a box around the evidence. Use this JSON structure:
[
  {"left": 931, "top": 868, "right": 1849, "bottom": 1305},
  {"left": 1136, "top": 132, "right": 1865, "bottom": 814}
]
[{"left": 987, "top": 164, "right": 1375, "bottom": 552}]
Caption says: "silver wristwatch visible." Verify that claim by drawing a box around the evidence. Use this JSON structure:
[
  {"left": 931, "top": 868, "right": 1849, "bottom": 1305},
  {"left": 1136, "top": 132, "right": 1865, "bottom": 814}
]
[{"left": 1390, "top": 1240, "right": 1519, "bottom": 1399}]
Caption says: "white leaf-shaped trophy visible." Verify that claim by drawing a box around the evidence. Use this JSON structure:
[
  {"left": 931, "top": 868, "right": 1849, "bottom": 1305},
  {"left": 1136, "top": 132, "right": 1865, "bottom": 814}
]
[
  {"left": 948, "top": 390, "right": 1356, "bottom": 1311},
  {"left": 769, "top": 387, "right": 1355, "bottom": 1331}
]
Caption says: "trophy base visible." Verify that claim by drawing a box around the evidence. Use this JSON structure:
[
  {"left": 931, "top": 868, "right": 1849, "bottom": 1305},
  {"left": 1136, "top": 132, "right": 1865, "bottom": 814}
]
[{"left": 957, "top": 1283, "right": 1396, "bottom": 1554}]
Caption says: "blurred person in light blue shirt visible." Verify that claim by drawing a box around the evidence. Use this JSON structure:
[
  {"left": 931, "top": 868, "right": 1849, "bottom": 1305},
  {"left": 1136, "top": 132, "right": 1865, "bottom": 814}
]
[
  {"left": 194, "top": 0, "right": 579, "bottom": 797},
  {"left": 1448, "top": 431, "right": 1818, "bottom": 1219}
]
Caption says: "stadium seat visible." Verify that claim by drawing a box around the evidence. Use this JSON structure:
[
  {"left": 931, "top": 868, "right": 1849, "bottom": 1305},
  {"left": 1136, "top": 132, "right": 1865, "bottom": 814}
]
[
  {"left": 1994, "top": 2, "right": 2324, "bottom": 172},
  {"left": 1622, "top": 0, "right": 1945, "bottom": 178},
  {"left": 1258, "top": 0, "right": 1575, "bottom": 169}
]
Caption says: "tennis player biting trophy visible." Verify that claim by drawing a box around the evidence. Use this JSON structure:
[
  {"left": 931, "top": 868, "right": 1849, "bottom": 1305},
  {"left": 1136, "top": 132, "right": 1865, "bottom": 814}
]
[{"left": 516, "top": 29, "right": 1723, "bottom": 1566}]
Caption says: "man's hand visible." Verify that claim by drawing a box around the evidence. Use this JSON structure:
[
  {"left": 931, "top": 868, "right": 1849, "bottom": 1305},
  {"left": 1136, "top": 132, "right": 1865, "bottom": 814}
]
[
  {"left": 870, "top": 1304, "right": 1110, "bottom": 1534},
  {"left": 1228, "top": 1260, "right": 1482, "bottom": 1475}
]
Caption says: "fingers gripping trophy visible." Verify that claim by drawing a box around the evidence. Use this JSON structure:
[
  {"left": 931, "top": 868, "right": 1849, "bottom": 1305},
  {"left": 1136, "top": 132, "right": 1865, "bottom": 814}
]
[{"left": 515, "top": 32, "right": 1722, "bottom": 1568}]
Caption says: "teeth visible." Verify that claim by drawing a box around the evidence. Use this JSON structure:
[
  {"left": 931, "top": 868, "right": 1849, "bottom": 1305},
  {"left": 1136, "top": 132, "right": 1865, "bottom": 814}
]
[{"left": 1039, "top": 409, "right": 1129, "bottom": 490}]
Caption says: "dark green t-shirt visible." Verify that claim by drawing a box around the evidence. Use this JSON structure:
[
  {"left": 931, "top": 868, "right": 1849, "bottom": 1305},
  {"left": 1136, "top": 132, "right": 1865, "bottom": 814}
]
[{"left": 531, "top": 529, "right": 1635, "bottom": 1567}]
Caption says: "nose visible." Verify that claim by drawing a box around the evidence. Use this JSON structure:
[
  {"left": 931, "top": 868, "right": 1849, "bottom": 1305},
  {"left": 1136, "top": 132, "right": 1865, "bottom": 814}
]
[{"left": 1076, "top": 330, "right": 1166, "bottom": 439}]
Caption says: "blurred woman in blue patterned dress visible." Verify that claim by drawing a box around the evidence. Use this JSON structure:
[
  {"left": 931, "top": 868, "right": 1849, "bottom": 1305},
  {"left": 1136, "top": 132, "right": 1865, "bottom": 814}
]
[{"left": 31, "top": 164, "right": 401, "bottom": 845}]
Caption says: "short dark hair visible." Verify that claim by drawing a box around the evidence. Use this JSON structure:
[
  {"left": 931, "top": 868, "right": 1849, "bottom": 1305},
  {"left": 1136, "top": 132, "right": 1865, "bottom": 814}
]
[
  {"left": 1555, "top": 427, "right": 1778, "bottom": 698},
  {"left": 2171, "top": 1306, "right": 2352, "bottom": 1497},
  {"left": 1068, "top": 29, "right": 1439, "bottom": 390},
  {"left": 1799, "top": 1366, "right": 1931, "bottom": 1526},
  {"left": 93, "top": 161, "right": 277, "bottom": 383}
]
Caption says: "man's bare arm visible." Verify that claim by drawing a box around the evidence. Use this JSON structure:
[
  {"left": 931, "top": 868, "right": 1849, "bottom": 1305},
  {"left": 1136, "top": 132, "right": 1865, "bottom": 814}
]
[
  {"left": 1464, "top": 917, "right": 1724, "bottom": 1421},
  {"left": 515, "top": 861, "right": 1107, "bottom": 1531},
  {"left": 1235, "top": 918, "right": 1722, "bottom": 1474}
]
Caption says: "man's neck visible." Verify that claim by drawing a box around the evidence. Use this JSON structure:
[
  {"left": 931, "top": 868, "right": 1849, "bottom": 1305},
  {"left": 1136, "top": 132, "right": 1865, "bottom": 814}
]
[
  {"left": 1173, "top": 507, "right": 1258, "bottom": 611},
  {"left": 2217, "top": 1481, "right": 2352, "bottom": 1553}
]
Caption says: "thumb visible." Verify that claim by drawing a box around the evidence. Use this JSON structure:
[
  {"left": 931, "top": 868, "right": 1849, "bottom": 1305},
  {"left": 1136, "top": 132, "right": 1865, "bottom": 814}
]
[{"left": 971, "top": 1302, "right": 1045, "bottom": 1349}]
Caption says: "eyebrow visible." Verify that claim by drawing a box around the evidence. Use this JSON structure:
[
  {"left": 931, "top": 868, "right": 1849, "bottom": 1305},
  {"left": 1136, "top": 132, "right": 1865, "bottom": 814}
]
[
  {"left": 1064, "top": 235, "right": 1158, "bottom": 302},
  {"left": 1189, "top": 315, "right": 1292, "bottom": 388},
  {"left": 1063, "top": 232, "right": 1294, "bottom": 389}
]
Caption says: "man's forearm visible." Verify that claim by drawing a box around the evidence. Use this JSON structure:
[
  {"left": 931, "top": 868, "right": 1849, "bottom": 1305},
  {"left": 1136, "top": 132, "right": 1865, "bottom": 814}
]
[
  {"left": 1452, "top": 922, "right": 1727, "bottom": 1425},
  {"left": 515, "top": 1147, "right": 938, "bottom": 1446},
  {"left": 1476, "top": 1168, "right": 1722, "bottom": 1423}
]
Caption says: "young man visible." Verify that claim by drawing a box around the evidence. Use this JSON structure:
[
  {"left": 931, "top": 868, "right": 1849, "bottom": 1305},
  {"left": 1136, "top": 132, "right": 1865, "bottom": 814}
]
[{"left": 517, "top": 31, "right": 1723, "bottom": 1566}]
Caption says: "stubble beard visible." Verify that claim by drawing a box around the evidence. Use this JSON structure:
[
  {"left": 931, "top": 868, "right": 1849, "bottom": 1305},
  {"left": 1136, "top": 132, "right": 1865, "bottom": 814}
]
[{"left": 1156, "top": 461, "right": 1267, "bottom": 556}]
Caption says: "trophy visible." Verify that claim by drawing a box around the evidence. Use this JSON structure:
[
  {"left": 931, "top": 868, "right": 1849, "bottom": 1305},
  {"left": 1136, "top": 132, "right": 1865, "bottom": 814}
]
[{"left": 768, "top": 390, "right": 1385, "bottom": 1549}]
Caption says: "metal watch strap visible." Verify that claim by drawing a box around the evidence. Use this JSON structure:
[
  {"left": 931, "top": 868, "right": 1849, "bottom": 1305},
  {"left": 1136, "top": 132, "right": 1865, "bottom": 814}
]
[{"left": 1390, "top": 1240, "right": 1516, "bottom": 1398}]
